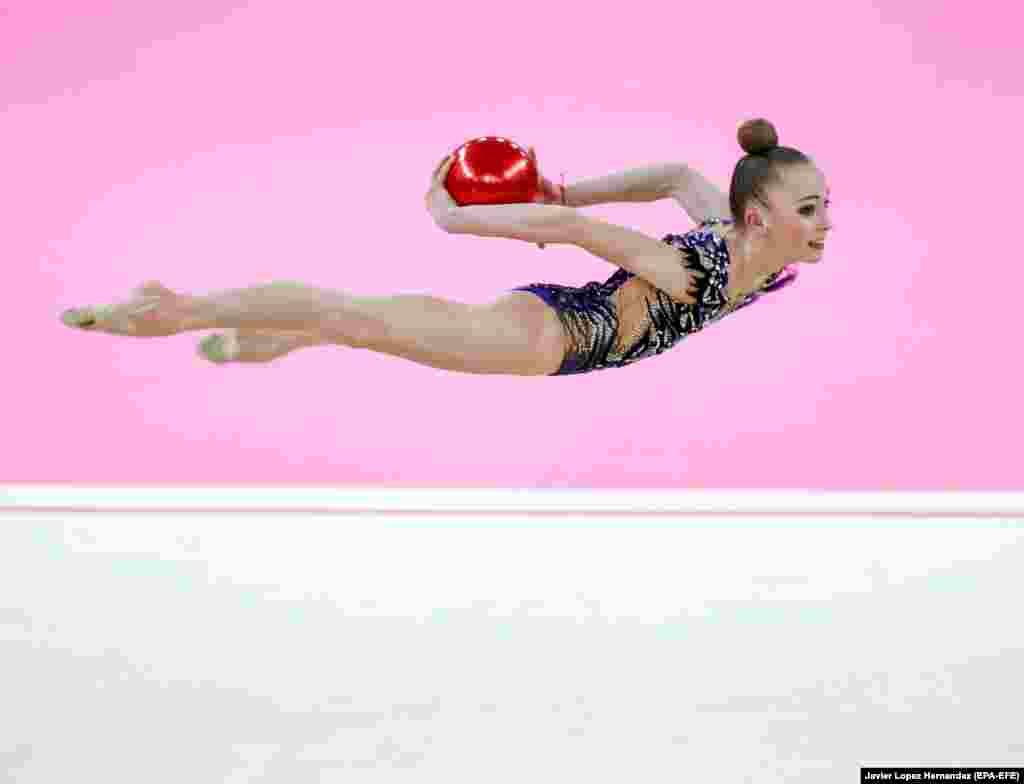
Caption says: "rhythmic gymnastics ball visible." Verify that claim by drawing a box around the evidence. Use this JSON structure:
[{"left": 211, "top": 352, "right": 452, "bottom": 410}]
[{"left": 444, "top": 136, "right": 540, "bottom": 206}]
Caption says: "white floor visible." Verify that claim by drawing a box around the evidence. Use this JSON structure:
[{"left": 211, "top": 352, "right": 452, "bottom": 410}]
[{"left": 2, "top": 492, "right": 1022, "bottom": 782}]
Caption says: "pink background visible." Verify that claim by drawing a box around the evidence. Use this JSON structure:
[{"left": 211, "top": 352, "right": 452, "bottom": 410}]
[{"left": 6, "top": 0, "right": 1020, "bottom": 489}]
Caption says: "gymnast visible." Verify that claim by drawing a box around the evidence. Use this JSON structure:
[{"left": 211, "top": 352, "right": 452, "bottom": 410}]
[{"left": 60, "top": 118, "right": 832, "bottom": 376}]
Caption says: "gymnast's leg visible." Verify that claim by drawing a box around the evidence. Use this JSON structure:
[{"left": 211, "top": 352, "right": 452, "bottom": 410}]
[
  {"left": 61, "top": 280, "right": 568, "bottom": 376},
  {"left": 204, "top": 286, "right": 568, "bottom": 375}
]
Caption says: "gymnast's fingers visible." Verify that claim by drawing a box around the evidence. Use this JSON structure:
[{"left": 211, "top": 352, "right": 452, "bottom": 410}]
[{"left": 432, "top": 154, "right": 452, "bottom": 183}]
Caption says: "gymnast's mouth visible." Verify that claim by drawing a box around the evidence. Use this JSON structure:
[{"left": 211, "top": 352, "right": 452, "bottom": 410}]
[{"left": 809, "top": 241, "right": 825, "bottom": 250}]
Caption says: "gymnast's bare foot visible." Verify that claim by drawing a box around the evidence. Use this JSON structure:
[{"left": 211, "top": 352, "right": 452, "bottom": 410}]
[
  {"left": 197, "top": 329, "right": 318, "bottom": 364},
  {"left": 60, "top": 281, "right": 205, "bottom": 337}
]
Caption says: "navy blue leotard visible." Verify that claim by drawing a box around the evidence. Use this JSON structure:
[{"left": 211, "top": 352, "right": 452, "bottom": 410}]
[{"left": 511, "top": 218, "right": 798, "bottom": 375}]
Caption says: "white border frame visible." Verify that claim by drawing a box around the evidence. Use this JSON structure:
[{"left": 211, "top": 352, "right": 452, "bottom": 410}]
[{"left": 2, "top": 485, "right": 1023, "bottom": 517}]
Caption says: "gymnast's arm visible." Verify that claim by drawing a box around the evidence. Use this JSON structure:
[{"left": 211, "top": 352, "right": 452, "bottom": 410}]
[
  {"left": 666, "top": 166, "right": 732, "bottom": 224},
  {"left": 426, "top": 158, "right": 706, "bottom": 300},
  {"left": 435, "top": 159, "right": 700, "bottom": 242},
  {"left": 560, "top": 161, "right": 692, "bottom": 207},
  {"left": 438, "top": 203, "right": 703, "bottom": 303},
  {"left": 562, "top": 160, "right": 731, "bottom": 225}
]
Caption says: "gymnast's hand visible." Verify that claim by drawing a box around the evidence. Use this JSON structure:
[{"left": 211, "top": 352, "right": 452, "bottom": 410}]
[
  {"left": 528, "top": 147, "right": 563, "bottom": 207},
  {"left": 424, "top": 151, "right": 552, "bottom": 250},
  {"left": 424, "top": 153, "right": 460, "bottom": 232},
  {"left": 527, "top": 146, "right": 565, "bottom": 251}
]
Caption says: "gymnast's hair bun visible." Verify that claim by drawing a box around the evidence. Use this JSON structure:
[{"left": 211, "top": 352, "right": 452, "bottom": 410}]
[{"left": 738, "top": 118, "right": 779, "bottom": 155}]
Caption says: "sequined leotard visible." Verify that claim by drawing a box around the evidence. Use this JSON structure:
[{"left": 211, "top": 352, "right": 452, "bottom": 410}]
[{"left": 511, "top": 218, "right": 798, "bottom": 375}]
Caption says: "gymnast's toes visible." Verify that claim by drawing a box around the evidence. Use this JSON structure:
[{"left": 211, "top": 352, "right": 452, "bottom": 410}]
[{"left": 61, "top": 308, "right": 97, "bottom": 329}]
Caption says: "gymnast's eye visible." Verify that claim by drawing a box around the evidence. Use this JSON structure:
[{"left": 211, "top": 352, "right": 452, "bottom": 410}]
[{"left": 800, "top": 199, "right": 832, "bottom": 216}]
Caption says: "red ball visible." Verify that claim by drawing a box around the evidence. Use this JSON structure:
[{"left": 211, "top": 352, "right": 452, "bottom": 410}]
[{"left": 444, "top": 136, "right": 540, "bottom": 206}]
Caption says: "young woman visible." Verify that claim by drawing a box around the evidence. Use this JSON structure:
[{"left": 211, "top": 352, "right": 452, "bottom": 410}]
[{"left": 60, "top": 118, "right": 832, "bottom": 376}]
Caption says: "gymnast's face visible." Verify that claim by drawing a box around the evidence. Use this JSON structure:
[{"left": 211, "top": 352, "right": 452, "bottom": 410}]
[{"left": 759, "top": 164, "right": 833, "bottom": 264}]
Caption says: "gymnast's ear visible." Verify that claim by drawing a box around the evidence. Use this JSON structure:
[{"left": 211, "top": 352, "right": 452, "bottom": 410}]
[{"left": 744, "top": 205, "right": 770, "bottom": 232}]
